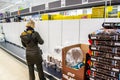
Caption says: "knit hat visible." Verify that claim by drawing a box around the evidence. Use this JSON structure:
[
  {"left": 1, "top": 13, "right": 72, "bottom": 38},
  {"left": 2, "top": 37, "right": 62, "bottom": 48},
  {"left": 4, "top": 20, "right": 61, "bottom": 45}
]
[{"left": 26, "top": 20, "right": 35, "bottom": 28}]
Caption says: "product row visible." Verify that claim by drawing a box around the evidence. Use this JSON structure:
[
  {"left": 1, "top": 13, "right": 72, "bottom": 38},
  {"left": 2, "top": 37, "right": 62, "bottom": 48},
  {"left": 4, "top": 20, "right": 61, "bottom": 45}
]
[
  {"left": 92, "top": 51, "right": 120, "bottom": 60},
  {"left": 43, "top": 56, "right": 62, "bottom": 72},
  {"left": 89, "top": 34, "right": 120, "bottom": 41},
  {"left": 90, "top": 40, "right": 120, "bottom": 47},
  {"left": 91, "top": 57, "right": 120, "bottom": 69},
  {"left": 91, "top": 56, "right": 120, "bottom": 67},
  {"left": 90, "top": 45, "right": 120, "bottom": 54},
  {"left": 90, "top": 70, "right": 119, "bottom": 80},
  {"left": 89, "top": 24, "right": 120, "bottom": 80}
]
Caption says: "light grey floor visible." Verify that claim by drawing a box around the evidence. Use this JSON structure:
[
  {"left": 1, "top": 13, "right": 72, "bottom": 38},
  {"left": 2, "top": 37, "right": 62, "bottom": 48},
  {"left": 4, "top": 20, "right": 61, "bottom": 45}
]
[{"left": 0, "top": 48, "right": 48, "bottom": 80}]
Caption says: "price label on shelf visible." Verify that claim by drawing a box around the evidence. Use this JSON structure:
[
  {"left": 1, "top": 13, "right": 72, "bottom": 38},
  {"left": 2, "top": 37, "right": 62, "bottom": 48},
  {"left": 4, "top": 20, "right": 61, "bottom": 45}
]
[
  {"left": 91, "top": 46, "right": 96, "bottom": 50},
  {"left": 107, "top": 6, "right": 113, "bottom": 12},
  {"left": 82, "top": 0, "right": 88, "bottom": 4},
  {"left": 112, "top": 68, "right": 119, "bottom": 72},
  {"left": 115, "top": 42, "right": 120, "bottom": 46},
  {"left": 91, "top": 36, "right": 97, "bottom": 39},
  {"left": 118, "top": 6, "right": 120, "bottom": 11},
  {"left": 91, "top": 58, "right": 96, "bottom": 61},
  {"left": 114, "top": 56, "right": 120, "bottom": 60},
  {"left": 61, "top": 0, "right": 65, "bottom": 7},
  {"left": 91, "top": 68, "right": 96, "bottom": 71},
  {"left": 45, "top": 2, "right": 49, "bottom": 10}
]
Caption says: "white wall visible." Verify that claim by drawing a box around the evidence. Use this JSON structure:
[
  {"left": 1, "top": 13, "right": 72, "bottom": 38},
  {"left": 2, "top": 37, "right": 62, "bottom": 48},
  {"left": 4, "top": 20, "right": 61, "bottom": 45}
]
[
  {"left": 48, "top": 20, "right": 62, "bottom": 60},
  {"left": 62, "top": 20, "right": 80, "bottom": 46},
  {"left": 2, "top": 22, "right": 27, "bottom": 46},
  {"left": 17, "top": 22, "right": 27, "bottom": 46},
  {"left": 49, "top": 20, "right": 62, "bottom": 53},
  {"left": 35, "top": 21, "right": 49, "bottom": 54},
  {"left": 3, "top": 23, "right": 13, "bottom": 42},
  {"left": 79, "top": 19, "right": 104, "bottom": 44},
  {"left": 2, "top": 18, "right": 120, "bottom": 60}
]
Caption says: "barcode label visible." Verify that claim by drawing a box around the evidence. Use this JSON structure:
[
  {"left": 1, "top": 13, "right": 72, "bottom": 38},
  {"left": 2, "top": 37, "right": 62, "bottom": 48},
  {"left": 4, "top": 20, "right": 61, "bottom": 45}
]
[
  {"left": 91, "top": 68, "right": 96, "bottom": 71},
  {"left": 112, "top": 68, "right": 119, "bottom": 72},
  {"left": 114, "top": 56, "right": 120, "bottom": 60},
  {"left": 91, "top": 36, "right": 97, "bottom": 39},
  {"left": 91, "top": 47, "right": 96, "bottom": 50},
  {"left": 91, "top": 58, "right": 96, "bottom": 61},
  {"left": 115, "top": 42, "right": 120, "bottom": 46},
  {"left": 90, "top": 77, "right": 94, "bottom": 80}
]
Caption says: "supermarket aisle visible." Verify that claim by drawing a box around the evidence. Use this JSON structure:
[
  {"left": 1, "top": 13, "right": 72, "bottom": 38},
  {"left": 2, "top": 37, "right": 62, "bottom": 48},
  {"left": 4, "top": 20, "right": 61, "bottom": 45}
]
[{"left": 0, "top": 48, "right": 46, "bottom": 80}]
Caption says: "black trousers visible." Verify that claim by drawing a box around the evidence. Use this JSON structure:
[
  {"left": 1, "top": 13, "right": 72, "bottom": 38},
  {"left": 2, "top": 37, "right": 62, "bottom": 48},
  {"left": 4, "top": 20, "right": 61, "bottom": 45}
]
[{"left": 28, "top": 63, "right": 46, "bottom": 80}]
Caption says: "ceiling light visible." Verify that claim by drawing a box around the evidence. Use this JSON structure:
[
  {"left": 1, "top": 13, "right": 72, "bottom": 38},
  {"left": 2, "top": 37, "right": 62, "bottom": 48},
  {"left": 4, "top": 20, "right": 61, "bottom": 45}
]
[{"left": 0, "top": 0, "right": 23, "bottom": 12}]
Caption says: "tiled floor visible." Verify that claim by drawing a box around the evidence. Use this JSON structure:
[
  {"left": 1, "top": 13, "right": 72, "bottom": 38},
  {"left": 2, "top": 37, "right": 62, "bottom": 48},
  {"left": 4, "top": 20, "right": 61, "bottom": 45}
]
[
  {"left": 0, "top": 48, "right": 48, "bottom": 80},
  {"left": 0, "top": 42, "right": 61, "bottom": 80}
]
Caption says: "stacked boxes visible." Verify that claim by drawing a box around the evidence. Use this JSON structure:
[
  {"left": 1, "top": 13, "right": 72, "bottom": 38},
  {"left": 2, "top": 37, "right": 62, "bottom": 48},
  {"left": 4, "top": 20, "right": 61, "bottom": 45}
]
[
  {"left": 92, "top": 6, "right": 105, "bottom": 18},
  {"left": 62, "top": 15, "right": 74, "bottom": 20},
  {"left": 44, "top": 55, "right": 62, "bottom": 72},
  {"left": 41, "top": 14, "right": 92, "bottom": 20},
  {"left": 77, "top": 14, "right": 91, "bottom": 19},
  {"left": 51, "top": 14, "right": 63, "bottom": 20},
  {"left": 41, "top": 14, "right": 52, "bottom": 20},
  {"left": 106, "top": 6, "right": 118, "bottom": 18},
  {"left": 118, "top": 12, "right": 120, "bottom": 18},
  {"left": 89, "top": 23, "right": 120, "bottom": 80}
]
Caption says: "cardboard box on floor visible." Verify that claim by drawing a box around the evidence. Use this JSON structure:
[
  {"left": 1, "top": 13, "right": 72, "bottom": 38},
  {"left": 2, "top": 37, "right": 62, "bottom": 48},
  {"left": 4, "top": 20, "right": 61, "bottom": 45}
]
[{"left": 62, "top": 44, "right": 89, "bottom": 80}]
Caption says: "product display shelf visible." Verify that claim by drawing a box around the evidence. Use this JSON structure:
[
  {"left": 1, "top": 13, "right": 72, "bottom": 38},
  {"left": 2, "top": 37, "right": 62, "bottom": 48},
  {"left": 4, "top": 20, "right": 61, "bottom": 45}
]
[{"left": 89, "top": 23, "right": 120, "bottom": 80}]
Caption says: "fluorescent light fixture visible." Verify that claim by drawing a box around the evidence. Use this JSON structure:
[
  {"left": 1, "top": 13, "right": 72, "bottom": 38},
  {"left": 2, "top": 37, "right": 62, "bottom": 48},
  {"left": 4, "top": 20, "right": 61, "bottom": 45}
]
[
  {"left": 0, "top": 0, "right": 23, "bottom": 11},
  {"left": 0, "top": 4, "right": 14, "bottom": 11},
  {"left": 15, "top": 0, "right": 22, "bottom": 4}
]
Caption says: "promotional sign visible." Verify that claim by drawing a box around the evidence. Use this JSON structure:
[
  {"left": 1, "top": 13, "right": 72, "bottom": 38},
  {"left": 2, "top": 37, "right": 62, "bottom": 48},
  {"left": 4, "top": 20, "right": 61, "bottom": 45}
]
[{"left": 62, "top": 44, "right": 89, "bottom": 80}]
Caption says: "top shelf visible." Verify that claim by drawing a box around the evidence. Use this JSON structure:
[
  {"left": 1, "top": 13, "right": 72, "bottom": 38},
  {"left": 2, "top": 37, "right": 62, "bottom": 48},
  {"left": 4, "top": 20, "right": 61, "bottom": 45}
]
[{"left": 0, "top": 0, "right": 120, "bottom": 20}]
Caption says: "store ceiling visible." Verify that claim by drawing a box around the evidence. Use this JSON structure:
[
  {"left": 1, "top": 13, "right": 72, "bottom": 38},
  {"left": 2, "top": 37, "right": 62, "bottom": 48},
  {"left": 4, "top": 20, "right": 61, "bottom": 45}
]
[
  {"left": 0, "top": 0, "right": 59, "bottom": 12},
  {"left": 0, "top": 0, "right": 29, "bottom": 12},
  {"left": 0, "top": 2, "right": 6, "bottom": 8},
  {"left": 0, "top": 0, "right": 11, "bottom": 8},
  {"left": 0, "top": 0, "right": 17, "bottom": 7}
]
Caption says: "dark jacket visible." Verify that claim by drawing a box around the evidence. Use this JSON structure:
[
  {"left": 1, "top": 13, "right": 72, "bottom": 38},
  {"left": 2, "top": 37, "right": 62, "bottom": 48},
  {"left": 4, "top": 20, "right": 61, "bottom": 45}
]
[{"left": 20, "top": 28, "right": 44, "bottom": 64}]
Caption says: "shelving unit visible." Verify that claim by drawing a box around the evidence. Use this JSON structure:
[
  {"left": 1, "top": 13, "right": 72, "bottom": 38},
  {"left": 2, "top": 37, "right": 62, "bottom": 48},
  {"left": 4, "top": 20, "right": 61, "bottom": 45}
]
[
  {"left": 0, "top": 0, "right": 120, "bottom": 20},
  {"left": 89, "top": 23, "right": 120, "bottom": 80}
]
